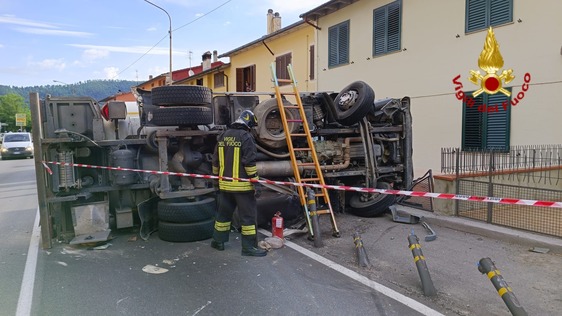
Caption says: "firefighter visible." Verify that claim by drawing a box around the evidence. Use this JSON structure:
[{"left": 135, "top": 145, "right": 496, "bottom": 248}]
[{"left": 211, "top": 110, "right": 267, "bottom": 257}]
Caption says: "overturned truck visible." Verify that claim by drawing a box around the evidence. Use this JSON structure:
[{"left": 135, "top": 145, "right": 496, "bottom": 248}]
[{"left": 31, "top": 81, "right": 412, "bottom": 246}]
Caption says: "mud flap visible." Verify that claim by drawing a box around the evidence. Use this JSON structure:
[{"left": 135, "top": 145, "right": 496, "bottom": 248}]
[{"left": 138, "top": 196, "right": 160, "bottom": 240}]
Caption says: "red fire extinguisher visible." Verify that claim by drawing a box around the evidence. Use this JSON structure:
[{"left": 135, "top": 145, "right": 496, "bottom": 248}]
[{"left": 272, "top": 211, "right": 284, "bottom": 239}]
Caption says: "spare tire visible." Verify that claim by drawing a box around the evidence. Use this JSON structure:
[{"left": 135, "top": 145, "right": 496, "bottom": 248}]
[
  {"left": 253, "top": 98, "right": 300, "bottom": 149},
  {"left": 158, "top": 197, "right": 216, "bottom": 223},
  {"left": 151, "top": 106, "right": 213, "bottom": 126},
  {"left": 334, "top": 81, "right": 375, "bottom": 126},
  {"left": 158, "top": 219, "right": 214, "bottom": 242},
  {"left": 152, "top": 85, "right": 212, "bottom": 106},
  {"left": 348, "top": 182, "right": 395, "bottom": 217}
]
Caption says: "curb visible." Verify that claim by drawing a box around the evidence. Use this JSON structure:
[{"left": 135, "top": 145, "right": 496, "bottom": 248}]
[{"left": 396, "top": 205, "right": 562, "bottom": 254}]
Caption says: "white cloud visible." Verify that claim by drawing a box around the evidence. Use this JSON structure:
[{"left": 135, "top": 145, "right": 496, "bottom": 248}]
[
  {"left": 69, "top": 44, "right": 174, "bottom": 56},
  {"left": 31, "top": 58, "right": 66, "bottom": 71},
  {"left": 82, "top": 48, "right": 110, "bottom": 62},
  {"left": 104, "top": 67, "right": 119, "bottom": 79},
  {"left": 15, "top": 27, "right": 92, "bottom": 37},
  {"left": 0, "top": 44, "right": 4, "bottom": 48},
  {"left": 0, "top": 15, "right": 57, "bottom": 28},
  {"left": 147, "top": 26, "right": 157, "bottom": 32}
]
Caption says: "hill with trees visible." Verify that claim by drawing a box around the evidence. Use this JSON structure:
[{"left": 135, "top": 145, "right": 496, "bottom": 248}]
[
  {"left": 0, "top": 79, "right": 139, "bottom": 103},
  {"left": 0, "top": 79, "right": 139, "bottom": 132}
]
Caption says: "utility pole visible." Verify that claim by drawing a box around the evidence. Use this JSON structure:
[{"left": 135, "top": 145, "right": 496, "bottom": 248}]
[{"left": 144, "top": 0, "right": 173, "bottom": 85}]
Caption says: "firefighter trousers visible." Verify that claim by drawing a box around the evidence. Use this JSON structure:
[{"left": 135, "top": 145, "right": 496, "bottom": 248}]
[{"left": 213, "top": 191, "right": 258, "bottom": 249}]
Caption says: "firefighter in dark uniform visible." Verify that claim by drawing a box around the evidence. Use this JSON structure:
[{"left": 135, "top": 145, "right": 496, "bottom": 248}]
[{"left": 211, "top": 110, "right": 267, "bottom": 257}]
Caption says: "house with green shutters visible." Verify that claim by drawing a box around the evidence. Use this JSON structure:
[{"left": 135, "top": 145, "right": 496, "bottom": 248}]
[{"left": 301, "top": 0, "right": 562, "bottom": 176}]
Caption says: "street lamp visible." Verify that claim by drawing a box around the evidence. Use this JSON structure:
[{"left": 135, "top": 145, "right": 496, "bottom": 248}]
[
  {"left": 53, "top": 80, "right": 75, "bottom": 95},
  {"left": 144, "top": 0, "right": 172, "bottom": 85}
]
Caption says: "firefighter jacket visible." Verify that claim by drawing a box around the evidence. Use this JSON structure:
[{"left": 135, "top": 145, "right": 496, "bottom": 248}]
[{"left": 212, "top": 124, "right": 258, "bottom": 192}]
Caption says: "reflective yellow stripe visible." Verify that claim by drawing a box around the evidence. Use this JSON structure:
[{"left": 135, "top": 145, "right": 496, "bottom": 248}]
[
  {"left": 498, "top": 287, "right": 508, "bottom": 297},
  {"left": 212, "top": 166, "right": 218, "bottom": 175},
  {"left": 218, "top": 147, "right": 225, "bottom": 177},
  {"left": 219, "top": 181, "right": 253, "bottom": 191},
  {"left": 409, "top": 244, "right": 421, "bottom": 250},
  {"left": 245, "top": 165, "right": 257, "bottom": 175},
  {"left": 308, "top": 199, "right": 315, "bottom": 205},
  {"left": 414, "top": 255, "right": 425, "bottom": 262},
  {"left": 214, "top": 221, "right": 231, "bottom": 232},
  {"left": 487, "top": 270, "right": 501, "bottom": 279},
  {"left": 241, "top": 225, "right": 256, "bottom": 235},
  {"left": 233, "top": 147, "right": 240, "bottom": 182}
]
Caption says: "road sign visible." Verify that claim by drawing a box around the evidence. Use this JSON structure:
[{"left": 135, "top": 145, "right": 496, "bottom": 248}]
[{"left": 15, "top": 113, "right": 26, "bottom": 127}]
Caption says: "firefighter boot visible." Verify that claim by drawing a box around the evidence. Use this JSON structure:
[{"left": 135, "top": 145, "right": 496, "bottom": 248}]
[
  {"left": 211, "top": 220, "right": 230, "bottom": 251},
  {"left": 241, "top": 227, "right": 267, "bottom": 257}
]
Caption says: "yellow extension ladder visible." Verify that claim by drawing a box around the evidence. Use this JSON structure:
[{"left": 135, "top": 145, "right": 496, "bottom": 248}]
[{"left": 270, "top": 62, "right": 340, "bottom": 239}]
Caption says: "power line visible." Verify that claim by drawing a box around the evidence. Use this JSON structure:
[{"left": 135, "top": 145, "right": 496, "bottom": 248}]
[{"left": 113, "top": 0, "right": 233, "bottom": 81}]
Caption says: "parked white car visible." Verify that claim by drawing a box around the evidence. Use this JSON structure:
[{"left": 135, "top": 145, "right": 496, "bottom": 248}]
[{"left": 1, "top": 132, "right": 33, "bottom": 160}]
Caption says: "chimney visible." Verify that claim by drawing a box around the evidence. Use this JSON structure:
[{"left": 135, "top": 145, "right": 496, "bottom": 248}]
[
  {"left": 266, "top": 9, "right": 274, "bottom": 34},
  {"left": 273, "top": 12, "right": 282, "bottom": 32},
  {"left": 149, "top": 75, "right": 153, "bottom": 80},
  {"left": 202, "top": 51, "right": 212, "bottom": 71},
  {"left": 213, "top": 50, "right": 218, "bottom": 63}
]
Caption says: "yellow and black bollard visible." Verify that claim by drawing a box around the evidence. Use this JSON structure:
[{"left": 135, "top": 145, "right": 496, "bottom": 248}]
[
  {"left": 307, "top": 189, "right": 323, "bottom": 248},
  {"left": 407, "top": 230, "right": 436, "bottom": 296},
  {"left": 478, "top": 258, "right": 528, "bottom": 316},
  {"left": 353, "top": 232, "right": 371, "bottom": 268}
]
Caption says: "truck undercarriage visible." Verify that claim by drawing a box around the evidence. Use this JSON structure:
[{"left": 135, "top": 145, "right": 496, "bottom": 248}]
[{"left": 31, "top": 81, "right": 412, "bottom": 246}]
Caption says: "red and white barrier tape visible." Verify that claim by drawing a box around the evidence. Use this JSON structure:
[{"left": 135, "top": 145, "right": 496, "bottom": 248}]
[{"left": 42, "top": 161, "right": 562, "bottom": 208}]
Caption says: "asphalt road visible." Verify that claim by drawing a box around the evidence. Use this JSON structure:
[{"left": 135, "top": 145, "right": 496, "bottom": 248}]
[{"left": 2, "top": 158, "right": 440, "bottom": 316}]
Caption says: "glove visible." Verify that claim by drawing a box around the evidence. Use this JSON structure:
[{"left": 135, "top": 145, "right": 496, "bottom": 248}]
[{"left": 254, "top": 183, "right": 262, "bottom": 198}]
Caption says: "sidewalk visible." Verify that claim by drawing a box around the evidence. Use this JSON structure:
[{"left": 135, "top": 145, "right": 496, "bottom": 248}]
[
  {"left": 288, "top": 205, "right": 562, "bottom": 316},
  {"left": 403, "top": 205, "right": 562, "bottom": 254}
]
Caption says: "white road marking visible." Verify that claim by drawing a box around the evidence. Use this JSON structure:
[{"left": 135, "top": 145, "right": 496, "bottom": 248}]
[
  {"left": 16, "top": 207, "right": 41, "bottom": 316},
  {"left": 258, "top": 229, "right": 444, "bottom": 316}
]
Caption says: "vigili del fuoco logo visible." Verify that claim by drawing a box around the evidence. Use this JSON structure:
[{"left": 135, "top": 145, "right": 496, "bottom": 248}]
[{"left": 452, "top": 27, "right": 531, "bottom": 113}]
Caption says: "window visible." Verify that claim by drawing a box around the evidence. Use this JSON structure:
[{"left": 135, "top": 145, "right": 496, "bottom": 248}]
[
  {"left": 309, "top": 45, "right": 315, "bottom": 80},
  {"left": 373, "top": 0, "right": 401, "bottom": 56},
  {"left": 462, "top": 90, "right": 511, "bottom": 151},
  {"left": 236, "top": 65, "right": 256, "bottom": 92},
  {"left": 275, "top": 53, "right": 292, "bottom": 85},
  {"left": 328, "top": 20, "right": 349, "bottom": 68},
  {"left": 466, "top": 0, "right": 513, "bottom": 33},
  {"left": 214, "top": 72, "right": 225, "bottom": 88}
]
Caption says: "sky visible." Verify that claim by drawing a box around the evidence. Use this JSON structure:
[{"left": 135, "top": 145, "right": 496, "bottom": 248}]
[{"left": 0, "top": 0, "right": 327, "bottom": 87}]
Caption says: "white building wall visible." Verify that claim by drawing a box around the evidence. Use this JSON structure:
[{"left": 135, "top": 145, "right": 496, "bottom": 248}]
[{"left": 314, "top": 0, "right": 562, "bottom": 176}]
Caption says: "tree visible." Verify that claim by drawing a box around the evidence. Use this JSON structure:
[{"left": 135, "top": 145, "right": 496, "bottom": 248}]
[{"left": 0, "top": 93, "right": 29, "bottom": 132}]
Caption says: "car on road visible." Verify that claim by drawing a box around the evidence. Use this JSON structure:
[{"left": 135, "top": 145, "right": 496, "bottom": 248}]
[{"left": 1, "top": 132, "right": 33, "bottom": 160}]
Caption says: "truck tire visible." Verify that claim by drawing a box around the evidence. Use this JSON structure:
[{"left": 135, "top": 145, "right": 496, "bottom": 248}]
[
  {"left": 151, "top": 85, "right": 212, "bottom": 106},
  {"left": 151, "top": 106, "right": 213, "bottom": 126},
  {"left": 253, "top": 98, "right": 299, "bottom": 149},
  {"left": 334, "top": 81, "right": 375, "bottom": 126},
  {"left": 348, "top": 182, "right": 395, "bottom": 217},
  {"left": 158, "top": 218, "right": 214, "bottom": 242},
  {"left": 157, "top": 197, "right": 216, "bottom": 223}
]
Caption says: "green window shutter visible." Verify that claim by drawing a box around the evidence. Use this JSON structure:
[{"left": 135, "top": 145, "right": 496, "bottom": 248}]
[
  {"left": 466, "top": 0, "right": 488, "bottom": 32},
  {"left": 373, "top": 7, "right": 387, "bottom": 55},
  {"left": 490, "top": 0, "right": 512, "bottom": 26},
  {"left": 328, "top": 21, "right": 349, "bottom": 67},
  {"left": 485, "top": 91, "right": 511, "bottom": 150},
  {"left": 328, "top": 27, "right": 338, "bottom": 67},
  {"left": 387, "top": 1, "right": 401, "bottom": 52},
  {"left": 373, "top": 1, "right": 401, "bottom": 56},
  {"left": 466, "top": 0, "right": 512, "bottom": 33},
  {"left": 338, "top": 21, "right": 349, "bottom": 65},
  {"left": 462, "top": 94, "right": 485, "bottom": 151}
]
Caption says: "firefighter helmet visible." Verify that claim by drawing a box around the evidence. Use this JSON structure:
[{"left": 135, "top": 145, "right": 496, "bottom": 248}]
[{"left": 235, "top": 110, "right": 258, "bottom": 128}]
